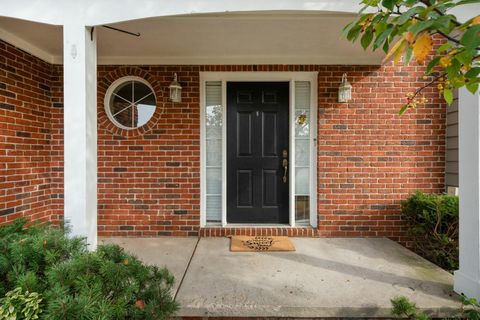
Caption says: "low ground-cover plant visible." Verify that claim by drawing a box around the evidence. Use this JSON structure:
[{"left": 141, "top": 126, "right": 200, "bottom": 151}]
[
  {"left": 401, "top": 191, "right": 459, "bottom": 271},
  {"left": 0, "top": 218, "right": 178, "bottom": 319},
  {"left": 0, "top": 287, "right": 42, "bottom": 320},
  {"left": 391, "top": 295, "right": 480, "bottom": 320}
]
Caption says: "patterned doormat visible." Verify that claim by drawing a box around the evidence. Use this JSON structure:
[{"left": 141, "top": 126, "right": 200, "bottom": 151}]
[{"left": 230, "top": 236, "right": 296, "bottom": 252}]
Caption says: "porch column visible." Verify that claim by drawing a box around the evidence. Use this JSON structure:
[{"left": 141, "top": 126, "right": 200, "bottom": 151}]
[
  {"left": 63, "top": 24, "right": 97, "bottom": 250},
  {"left": 454, "top": 88, "right": 480, "bottom": 300}
]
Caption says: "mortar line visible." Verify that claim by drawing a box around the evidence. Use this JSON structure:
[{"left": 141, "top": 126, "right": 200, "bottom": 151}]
[{"left": 174, "top": 235, "right": 201, "bottom": 301}]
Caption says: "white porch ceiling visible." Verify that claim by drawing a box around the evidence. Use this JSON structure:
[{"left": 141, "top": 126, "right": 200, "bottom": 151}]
[{"left": 0, "top": 12, "right": 384, "bottom": 65}]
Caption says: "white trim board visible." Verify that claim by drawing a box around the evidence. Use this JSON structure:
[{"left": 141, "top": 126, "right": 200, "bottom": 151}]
[{"left": 199, "top": 71, "right": 318, "bottom": 228}]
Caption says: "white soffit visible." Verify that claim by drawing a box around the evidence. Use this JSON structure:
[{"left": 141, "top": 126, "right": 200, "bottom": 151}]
[
  {"left": 0, "top": 12, "right": 384, "bottom": 65},
  {"left": 0, "top": 17, "right": 62, "bottom": 64}
]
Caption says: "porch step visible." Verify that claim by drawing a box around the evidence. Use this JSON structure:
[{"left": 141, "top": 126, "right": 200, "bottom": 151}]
[{"left": 102, "top": 237, "right": 461, "bottom": 319}]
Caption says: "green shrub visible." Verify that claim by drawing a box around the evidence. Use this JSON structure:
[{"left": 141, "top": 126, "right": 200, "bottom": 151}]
[
  {"left": 0, "top": 287, "right": 43, "bottom": 320},
  {"left": 391, "top": 295, "right": 480, "bottom": 320},
  {"left": 401, "top": 191, "right": 459, "bottom": 271},
  {"left": 0, "top": 219, "right": 178, "bottom": 319}
]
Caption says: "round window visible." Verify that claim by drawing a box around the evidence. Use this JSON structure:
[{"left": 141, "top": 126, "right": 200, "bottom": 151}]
[{"left": 104, "top": 77, "right": 156, "bottom": 130}]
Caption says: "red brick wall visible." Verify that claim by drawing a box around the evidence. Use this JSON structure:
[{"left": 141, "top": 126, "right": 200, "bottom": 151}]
[
  {"left": 317, "top": 64, "right": 445, "bottom": 244},
  {"left": 0, "top": 40, "right": 60, "bottom": 225},
  {"left": 96, "top": 66, "right": 200, "bottom": 237},
  {"left": 93, "top": 65, "right": 445, "bottom": 242},
  {"left": 0, "top": 40, "right": 446, "bottom": 244},
  {"left": 49, "top": 65, "right": 64, "bottom": 222}
]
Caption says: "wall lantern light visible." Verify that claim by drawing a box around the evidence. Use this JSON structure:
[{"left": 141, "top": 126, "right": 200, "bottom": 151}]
[
  {"left": 169, "top": 73, "right": 182, "bottom": 103},
  {"left": 338, "top": 73, "right": 352, "bottom": 103}
]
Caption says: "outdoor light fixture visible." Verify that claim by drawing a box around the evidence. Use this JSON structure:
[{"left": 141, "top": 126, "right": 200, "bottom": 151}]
[
  {"left": 169, "top": 73, "right": 182, "bottom": 103},
  {"left": 338, "top": 73, "right": 352, "bottom": 103}
]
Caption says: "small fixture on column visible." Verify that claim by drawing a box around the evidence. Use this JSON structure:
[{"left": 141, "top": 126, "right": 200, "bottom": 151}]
[
  {"left": 169, "top": 73, "right": 182, "bottom": 103},
  {"left": 338, "top": 73, "right": 352, "bottom": 103}
]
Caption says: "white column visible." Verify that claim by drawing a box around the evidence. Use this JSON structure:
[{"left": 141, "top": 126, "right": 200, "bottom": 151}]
[
  {"left": 454, "top": 88, "right": 480, "bottom": 300},
  {"left": 63, "top": 24, "right": 97, "bottom": 250}
]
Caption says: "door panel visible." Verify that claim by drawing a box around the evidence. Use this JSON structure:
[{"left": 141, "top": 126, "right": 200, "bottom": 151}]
[
  {"left": 227, "top": 82, "right": 289, "bottom": 224},
  {"left": 262, "top": 112, "right": 277, "bottom": 157},
  {"left": 237, "top": 112, "right": 252, "bottom": 156}
]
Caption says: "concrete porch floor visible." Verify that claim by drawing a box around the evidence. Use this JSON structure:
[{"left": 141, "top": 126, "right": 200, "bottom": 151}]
[{"left": 101, "top": 237, "right": 461, "bottom": 318}]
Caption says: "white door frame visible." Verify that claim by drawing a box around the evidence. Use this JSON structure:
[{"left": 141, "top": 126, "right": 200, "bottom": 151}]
[{"left": 200, "top": 72, "right": 318, "bottom": 228}]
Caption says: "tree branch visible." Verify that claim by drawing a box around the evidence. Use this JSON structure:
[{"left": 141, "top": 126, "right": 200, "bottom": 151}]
[
  {"left": 388, "top": 11, "right": 480, "bottom": 50},
  {"left": 432, "top": 31, "right": 461, "bottom": 44},
  {"left": 419, "top": 0, "right": 462, "bottom": 26},
  {"left": 409, "top": 72, "right": 446, "bottom": 102}
]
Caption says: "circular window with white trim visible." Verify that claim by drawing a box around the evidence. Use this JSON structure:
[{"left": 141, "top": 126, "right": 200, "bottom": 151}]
[{"left": 104, "top": 77, "right": 157, "bottom": 130}]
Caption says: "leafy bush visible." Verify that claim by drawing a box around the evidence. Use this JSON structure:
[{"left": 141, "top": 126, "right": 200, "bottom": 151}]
[
  {"left": 462, "top": 295, "right": 480, "bottom": 320},
  {"left": 0, "top": 287, "right": 42, "bottom": 320},
  {"left": 391, "top": 295, "right": 480, "bottom": 320},
  {"left": 401, "top": 191, "right": 459, "bottom": 271},
  {"left": 0, "top": 218, "right": 178, "bottom": 319}
]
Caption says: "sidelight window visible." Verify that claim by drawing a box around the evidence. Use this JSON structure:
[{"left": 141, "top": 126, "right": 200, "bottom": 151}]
[
  {"left": 205, "top": 81, "right": 223, "bottom": 223},
  {"left": 294, "top": 81, "right": 311, "bottom": 225}
]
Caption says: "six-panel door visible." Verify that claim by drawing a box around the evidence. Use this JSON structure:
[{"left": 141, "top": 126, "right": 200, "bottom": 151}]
[{"left": 227, "top": 82, "right": 289, "bottom": 223}]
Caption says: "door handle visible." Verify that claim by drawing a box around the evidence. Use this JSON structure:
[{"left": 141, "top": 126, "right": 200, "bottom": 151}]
[
  {"left": 282, "top": 149, "right": 288, "bottom": 183},
  {"left": 282, "top": 159, "right": 288, "bottom": 183}
]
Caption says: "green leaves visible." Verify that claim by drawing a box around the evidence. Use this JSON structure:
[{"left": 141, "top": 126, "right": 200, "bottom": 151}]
[
  {"left": 399, "top": 104, "right": 409, "bottom": 115},
  {"left": 458, "top": 0, "right": 480, "bottom": 5},
  {"left": 373, "top": 25, "right": 394, "bottom": 50},
  {"left": 443, "top": 88, "right": 453, "bottom": 105},
  {"left": 391, "top": 296, "right": 420, "bottom": 318},
  {"left": 426, "top": 56, "right": 440, "bottom": 74},
  {"left": 436, "top": 42, "right": 453, "bottom": 53},
  {"left": 460, "top": 24, "right": 480, "bottom": 49},
  {"left": 381, "top": 0, "right": 395, "bottom": 11},
  {"left": 361, "top": 28, "right": 374, "bottom": 49},
  {"left": 408, "top": 20, "right": 435, "bottom": 36},
  {"left": 395, "top": 6, "right": 423, "bottom": 24},
  {"left": 401, "top": 191, "right": 459, "bottom": 271},
  {"left": 343, "top": 0, "right": 480, "bottom": 114},
  {"left": 467, "top": 82, "right": 479, "bottom": 94},
  {"left": 466, "top": 67, "right": 480, "bottom": 78}
]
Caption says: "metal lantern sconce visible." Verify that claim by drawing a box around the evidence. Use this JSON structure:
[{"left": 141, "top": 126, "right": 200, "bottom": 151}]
[
  {"left": 338, "top": 73, "right": 352, "bottom": 103},
  {"left": 169, "top": 73, "right": 182, "bottom": 103}
]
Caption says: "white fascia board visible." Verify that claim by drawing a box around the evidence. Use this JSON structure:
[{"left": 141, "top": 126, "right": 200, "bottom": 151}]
[
  {"left": 82, "top": 0, "right": 364, "bottom": 25},
  {"left": 0, "top": 0, "right": 363, "bottom": 25},
  {"left": 0, "top": 0, "right": 477, "bottom": 27},
  {"left": 97, "top": 54, "right": 383, "bottom": 66}
]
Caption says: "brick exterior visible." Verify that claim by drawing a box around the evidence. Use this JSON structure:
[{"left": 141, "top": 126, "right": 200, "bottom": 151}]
[
  {"left": 0, "top": 41, "right": 61, "bottom": 225},
  {"left": 0, "top": 39, "right": 446, "bottom": 245}
]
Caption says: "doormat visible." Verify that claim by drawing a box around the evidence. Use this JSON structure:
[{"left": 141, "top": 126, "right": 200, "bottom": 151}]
[{"left": 230, "top": 236, "right": 295, "bottom": 252}]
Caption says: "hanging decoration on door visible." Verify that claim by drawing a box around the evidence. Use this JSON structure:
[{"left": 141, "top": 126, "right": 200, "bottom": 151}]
[{"left": 296, "top": 112, "right": 307, "bottom": 125}]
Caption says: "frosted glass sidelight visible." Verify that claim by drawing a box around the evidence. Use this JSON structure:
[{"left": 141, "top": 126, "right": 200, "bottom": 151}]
[
  {"left": 295, "top": 82, "right": 310, "bottom": 110},
  {"left": 206, "top": 168, "right": 222, "bottom": 194},
  {"left": 206, "top": 139, "right": 222, "bottom": 166},
  {"left": 294, "top": 81, "right": 311, "bottom": 223},
  {"left": 295, "top": 196, "right": 310, "bottom": 223},
  {"left": 206, "top": 195, "right": 222, "bottom": 222},
  {"left": 295, "top": 139, "right": 310, "bottom": 166},
  {"left": 205, "top": 81, "right": 223, "bottom": 223},
  {"left": 295, "top": 167, "right": 310, "bottom": 195}
]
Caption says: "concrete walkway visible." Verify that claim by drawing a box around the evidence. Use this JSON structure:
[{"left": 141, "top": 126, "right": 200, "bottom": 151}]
[{"left": 102, "top": 237, "right": 461, "bottom": 318}]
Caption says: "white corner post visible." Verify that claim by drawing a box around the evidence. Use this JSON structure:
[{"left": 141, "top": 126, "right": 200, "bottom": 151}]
[
  {"left": 455, "top": 88, "right": 480, "bottom": 300},
  {"left": 63, "top": 24, "right": 98, "bottom": 250}
]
